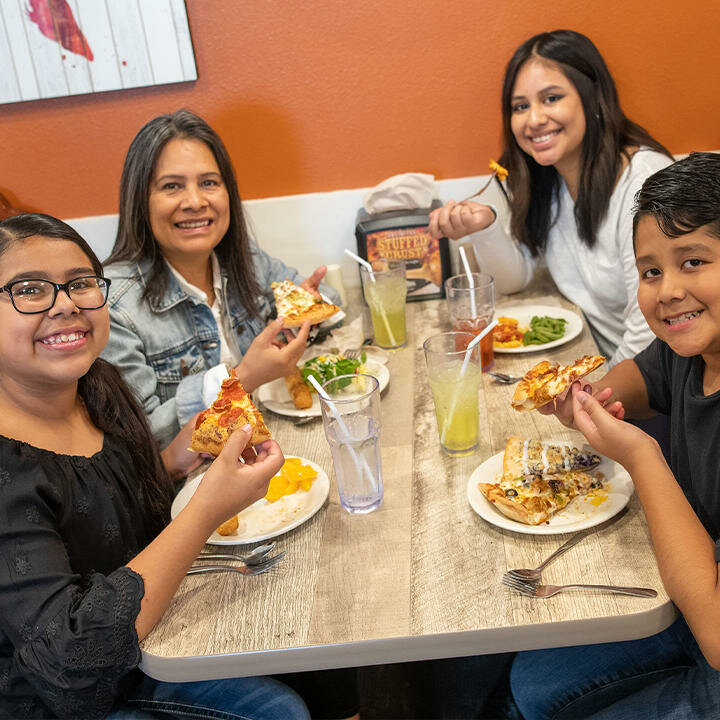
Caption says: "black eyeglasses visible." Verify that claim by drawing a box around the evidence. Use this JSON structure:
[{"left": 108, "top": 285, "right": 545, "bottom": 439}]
[{"left": 0, "top": 276, "right": 111, "bottom": 314}]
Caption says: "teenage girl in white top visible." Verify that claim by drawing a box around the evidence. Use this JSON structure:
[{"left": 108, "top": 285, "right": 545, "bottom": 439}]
[{"left": 428, "top": 29, "right": 673, "bottom": 366}]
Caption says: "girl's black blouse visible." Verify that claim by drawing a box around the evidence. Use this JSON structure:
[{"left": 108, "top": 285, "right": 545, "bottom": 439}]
[{"left": 0, "top": 433, "right": 169, "bottom": 719}]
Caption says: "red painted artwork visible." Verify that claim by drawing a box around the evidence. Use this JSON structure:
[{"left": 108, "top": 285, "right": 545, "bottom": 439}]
[{"left": 27, "top": 0, "right": 93, "bottom": 61}]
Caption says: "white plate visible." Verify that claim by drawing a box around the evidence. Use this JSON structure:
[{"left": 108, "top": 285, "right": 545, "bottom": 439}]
[
  {"left": 171, "top": 457, "right": 330, "bottom": 545},
  {"left": 257, "top": 358, "right": 390, "bottom": 418},
  {"left": 493, "top": 304, "right": 583, "bottom": 353},
  {"left": 466, "top": 445, "right": 634, "bottom": 535}
]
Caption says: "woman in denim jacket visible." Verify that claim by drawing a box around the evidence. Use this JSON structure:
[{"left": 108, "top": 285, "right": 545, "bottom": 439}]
[{"left": 101, "top": 110, "right": 340, "bottom": 450}]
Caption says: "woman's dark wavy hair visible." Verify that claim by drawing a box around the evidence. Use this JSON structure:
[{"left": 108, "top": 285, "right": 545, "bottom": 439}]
[
  {"left": 0, "top": 213, "right": 172, "bottom": 522},
  {"left": 633, "top": 152, "right": 720, "bottom": 241},
  {"left": 105, "top": 109, "right": 262, "bottom": 315},
  {"left": 499, "top": 29, "right": 673, "bottom": 256}
]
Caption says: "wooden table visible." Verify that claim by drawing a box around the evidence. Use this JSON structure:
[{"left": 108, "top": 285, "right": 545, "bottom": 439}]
[{"left": 140, "top": 275, "right": 676, "bottom": 682}]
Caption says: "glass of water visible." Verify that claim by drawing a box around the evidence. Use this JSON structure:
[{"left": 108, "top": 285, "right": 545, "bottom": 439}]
[{"left": 319, "top": 374, "right": 383, "bottom": 514}]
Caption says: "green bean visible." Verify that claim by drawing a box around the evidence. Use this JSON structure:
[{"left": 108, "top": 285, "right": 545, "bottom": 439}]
[{"left": 522, "top": 315, "right": 567, "bottom": 345}]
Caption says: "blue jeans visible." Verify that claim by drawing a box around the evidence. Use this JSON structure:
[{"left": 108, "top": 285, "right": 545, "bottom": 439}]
[
  {"left": 510, "top": 617, "right": 720, "bottom": 719},
  {"left": 107, "top": 674, "right": 310, "bottom": 720}
]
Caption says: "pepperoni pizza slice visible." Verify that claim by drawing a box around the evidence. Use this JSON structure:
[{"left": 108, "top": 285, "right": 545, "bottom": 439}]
[{"left": 190, "top": 374, "right": 271, "bottom": 455}]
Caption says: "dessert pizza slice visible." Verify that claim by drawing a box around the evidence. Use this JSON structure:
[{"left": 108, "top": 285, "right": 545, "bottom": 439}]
[
  {"left": 271, "top": 279, "right": 339, "bottom": 328},
  {"left": 511, "top": 355, "right": 605, "bottom": 412},
  {"left": 190, "top": 374, "right": 271, "bottom": 456}
]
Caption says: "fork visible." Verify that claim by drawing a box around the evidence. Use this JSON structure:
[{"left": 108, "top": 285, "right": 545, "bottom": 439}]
[
  {"left": 187, "top": 551, "right": 286, "bottom": 577},
  {"left": 459, "top": 171, "right": 498, "bottom": 203},
  {"left": 197, "top": 542, "right": 276, "bottom": 566},
  {"left": 503, "top": 530, "right": 590, "bottom": 582},
  {"left": 487, "top": 371, "right": 522, "bottom": 384},
  {"left": 502, "top": 575, "right": 657, "bottom": 598}
]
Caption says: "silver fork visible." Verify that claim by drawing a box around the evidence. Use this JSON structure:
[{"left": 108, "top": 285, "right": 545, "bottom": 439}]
[
  {"left": 187, "top": 551, "right": 286, "bottom": 577},
  {"left": 197, "top": 542, "right": 276, "bottom": 566},
  {"left": 487, "top": 371, "right": 522, "bottom": 384},
  {"left": 503, "top": 531, "right": 590, "bottom": 583},
  {"left": 342, "top": 347, "right": 364, "bottom": 360},
  {"left": 502, "top": 575, "right": 657, "bottom": 598}
]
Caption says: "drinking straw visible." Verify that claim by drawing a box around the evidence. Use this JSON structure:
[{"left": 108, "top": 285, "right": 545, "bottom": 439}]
[
  {"left": 440, "top": 319, "right": 498, "bottom": 444},
  {"left": 343, "top": 248, "right": 397, "bottom": 347},
  {"left": 458, "top": 246, "right": 477, "bottom": 318},
  {"left": 308, "top": 375, "right": 377, "bottom": 487}
]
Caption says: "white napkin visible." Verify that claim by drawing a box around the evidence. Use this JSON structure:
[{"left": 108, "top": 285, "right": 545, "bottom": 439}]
[{"left": 363, "top": 173, "right": 436, "bottom": 214}]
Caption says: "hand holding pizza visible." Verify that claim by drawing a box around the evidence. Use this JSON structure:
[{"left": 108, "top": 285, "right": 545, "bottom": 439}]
[
  {"left": 189, "top": 425, "right": 285, "bottom": 532},
  {"left": 572, "top": 386, "right": 660, "bottom": 474},
  {"left": 234, "top": 317, "right": 311, "bottom": 392},
  {"left": 538, "top": 382, "right": 625, "bottom": 427},
  {"left": 299, "top": 265, "right": 327, "bottom": 299},
  {"left": 428, "top": 200, "right": 496, "bottom": 240},
  {"left": 160, "top": 413, "right": 207, "bottom": 480}
]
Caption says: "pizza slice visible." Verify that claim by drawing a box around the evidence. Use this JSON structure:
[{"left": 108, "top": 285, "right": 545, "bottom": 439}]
[
  {"left": 479, "top": 468, "right": 603, "bottom": 526},
  {"left": 190, "top": 374, "right": 271, "bottom": 456},
  {"left": 502, "top": 436, "right": 601, "bottom": 477},
  {"left": 511, "top": 355, "right": 605, "bottom": 412},
  {"left": 271, "top": 279, "right": 339, "bottom": 328},
  {"left": 478, "top": 472, "right": 578, "bottom": 525}
]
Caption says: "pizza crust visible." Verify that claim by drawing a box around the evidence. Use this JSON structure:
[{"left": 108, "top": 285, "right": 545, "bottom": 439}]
[
  {"left": 280, "top": 302, "right": 339, "bottom": 328},
  {"left": 511, "top": 355, "right": 605, "bottom": 412}
]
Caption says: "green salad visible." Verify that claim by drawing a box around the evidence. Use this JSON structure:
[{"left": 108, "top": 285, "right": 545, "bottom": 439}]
[
  {"left": 301, "top": 352, "right": 367, "bottom": 391},
  {"left": 522, "top": 315, "right": 568, "bottom": 345}
]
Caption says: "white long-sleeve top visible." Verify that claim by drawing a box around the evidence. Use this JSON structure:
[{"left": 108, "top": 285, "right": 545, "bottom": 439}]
[{"left": 465, "top": 148, "right": 672, "bottom": 366}]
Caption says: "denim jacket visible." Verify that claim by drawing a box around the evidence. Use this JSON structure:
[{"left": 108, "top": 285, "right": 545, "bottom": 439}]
[{"left": 101, "top": 243, "right": 336, "bottom": 448}]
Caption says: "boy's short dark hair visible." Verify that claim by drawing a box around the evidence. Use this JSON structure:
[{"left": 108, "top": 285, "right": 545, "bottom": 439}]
[{"left": 633, "top": 152, "right": 720, "bottom": 240}]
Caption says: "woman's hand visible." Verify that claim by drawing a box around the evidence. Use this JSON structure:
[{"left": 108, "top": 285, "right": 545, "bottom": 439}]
[
  {"left": 234, "top": 317, "right": 310, "bottom": 392},
  {"left": 189, "top": 425, "right": 285, "bottom": 529},
  {"left": 571, "top": 385, "right": 658, "bottom": 472},
  {"left": 538, "top": 382, "right": 625, "bottom": 428},
  {"left": 160, "top": 413, "right": 205, "bottom": 480},
  {"left": 428, "top": 201, "right": 496, "bottom": 240},
  {"left": 299, "top": 265, "right": 327, "bottom": 298}
]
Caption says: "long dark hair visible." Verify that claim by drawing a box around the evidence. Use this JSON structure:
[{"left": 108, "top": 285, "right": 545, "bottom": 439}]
[
  {"left": 106, "top": 109, "right": 262, "bottom": 315},
  {"left": 0, "top": 213, "right": 172, "bottom": 521},
  {"left": 499, "top": 30, "right": 673, "bottom": 255}
]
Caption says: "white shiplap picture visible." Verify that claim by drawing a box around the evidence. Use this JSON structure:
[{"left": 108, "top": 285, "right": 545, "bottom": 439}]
[{"left": 0, "top": 0, "right": 197, "bottom": 104}]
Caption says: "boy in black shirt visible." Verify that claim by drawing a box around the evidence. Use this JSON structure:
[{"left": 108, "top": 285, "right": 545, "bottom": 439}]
[{"left": 510, "top": 152, "right": 720, "bottom": 720}]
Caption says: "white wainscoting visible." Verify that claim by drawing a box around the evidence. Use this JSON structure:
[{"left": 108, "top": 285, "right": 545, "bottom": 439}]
[{"left": 66, "top": 174, "right": 506, "bottom": 290}]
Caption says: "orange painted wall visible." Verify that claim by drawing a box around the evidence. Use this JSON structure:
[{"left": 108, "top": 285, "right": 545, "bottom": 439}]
[{"left": 3, "top": 0, "right": 719, "bottom": 219}]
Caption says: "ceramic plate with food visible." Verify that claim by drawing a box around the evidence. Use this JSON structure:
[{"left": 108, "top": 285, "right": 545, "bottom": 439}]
[
  {"left": 493, "top": 305, "right": 583, "bottom": 354},
  {"left": 257, "top": 357, "right": 389, "bottom": 418},
  {"left": 171, "top": 457, "right": 330, "bottom": 545},
  {"left": 466, "top": 444, "right": 633, "bottom": 535}
]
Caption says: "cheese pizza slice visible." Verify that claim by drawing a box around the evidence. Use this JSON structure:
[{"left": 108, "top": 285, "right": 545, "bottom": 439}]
[
  {"left": 190, "top": 375, "right": 271, "bottom": 455},
  {"left": 511, "top": 355, "right": 605, "bottom": 412},
  {"left": 271, "top": 279, "right": 339, "bottom": 328}
]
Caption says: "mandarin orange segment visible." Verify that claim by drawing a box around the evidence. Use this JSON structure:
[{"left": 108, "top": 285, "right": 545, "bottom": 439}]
[{"left": 263, "top": 457, "right": 317, "bottom": 502}]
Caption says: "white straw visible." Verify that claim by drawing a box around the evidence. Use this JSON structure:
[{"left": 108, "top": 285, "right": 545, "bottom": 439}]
[
  {"left": 344, "top": 248, "right": 396, "bottom": 346},
  {"left": 309, "top": 375, "right": 377, "bottom": 487},
  {"left": 344, "top": 248, "right": 375, "bottom": 280},
  {"left": 458, "top": 246, "right": 477, "bottom": 318},
  {"left": 440, "top": 319, "right": 498, "bottom": 444}
]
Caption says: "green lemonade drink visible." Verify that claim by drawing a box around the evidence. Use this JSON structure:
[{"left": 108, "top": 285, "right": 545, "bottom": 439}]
[
  {"left": 428, "top": 361, "right": 481, "bottom": 455},
  {"left": 369, "top": 306, "right": 406, "bottom": 349},
  {"left": 364, "top": 272, "right": 407, "bottom": 349}
]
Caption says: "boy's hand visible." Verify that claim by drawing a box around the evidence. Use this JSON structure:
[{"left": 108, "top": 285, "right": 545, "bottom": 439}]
[
  {"left": 538, "top": 382, "right": 625, "bottom": 427},
  {"left": 299, "top": 266, "right": 326, "bottom": 299},
  {"left": 572, "top": 385, "right": 656, "bottom": 471}
]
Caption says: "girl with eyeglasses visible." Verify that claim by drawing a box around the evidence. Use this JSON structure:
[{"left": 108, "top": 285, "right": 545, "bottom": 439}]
[{"left": 0, "top": 213, "right": 309, "bottom": 719}]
